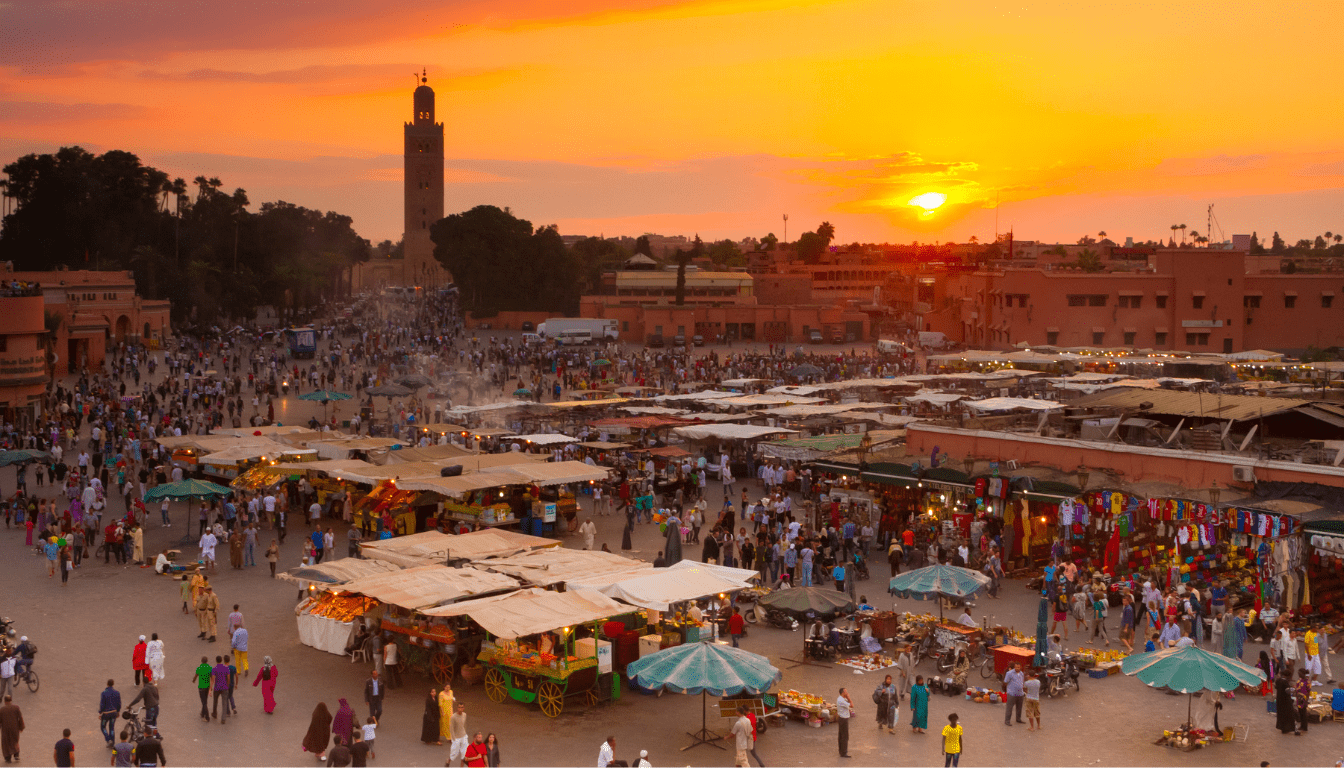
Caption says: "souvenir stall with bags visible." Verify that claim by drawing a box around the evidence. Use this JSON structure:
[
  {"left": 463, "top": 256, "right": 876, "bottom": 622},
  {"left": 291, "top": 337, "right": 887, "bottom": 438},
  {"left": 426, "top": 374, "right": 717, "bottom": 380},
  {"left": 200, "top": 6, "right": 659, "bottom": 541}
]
[
  {"left": 1140, "top": 497, "right": 1254, "bottom": 603},
  {"left": 1304, "top": 523, "right": 1344, "bottom": 627}
]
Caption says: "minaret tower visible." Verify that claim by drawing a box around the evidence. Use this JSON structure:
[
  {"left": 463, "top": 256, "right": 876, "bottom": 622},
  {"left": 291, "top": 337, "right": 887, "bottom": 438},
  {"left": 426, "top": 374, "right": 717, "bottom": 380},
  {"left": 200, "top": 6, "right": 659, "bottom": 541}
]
[{"left": 403, "top": 68, "right": 444, "bottom": 285}]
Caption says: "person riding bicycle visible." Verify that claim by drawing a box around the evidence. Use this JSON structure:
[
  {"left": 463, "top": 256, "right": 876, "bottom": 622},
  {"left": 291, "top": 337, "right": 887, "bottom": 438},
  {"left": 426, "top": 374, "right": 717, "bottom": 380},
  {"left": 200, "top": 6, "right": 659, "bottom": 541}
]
[{"left": 14, "top": 636, "right": 34, "bottom": 678}]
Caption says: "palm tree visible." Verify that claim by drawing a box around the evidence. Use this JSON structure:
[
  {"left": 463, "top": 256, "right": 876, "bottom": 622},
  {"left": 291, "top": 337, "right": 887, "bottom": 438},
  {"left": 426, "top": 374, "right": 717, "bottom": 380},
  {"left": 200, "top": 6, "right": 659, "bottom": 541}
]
[
  {"left": 1334, "top": 234, "right": 1342, "bottom": 246},
  {"left": 817, "top": 221, "right": 836, "bottom": 244},
  {"left": 1098, "top": 230, "right": 1107, "bottom": 239},
  {"left": 1189, "top": 230, "right": 1199, "bottom": 247},
  {"left": 1178, "top": 224, "right": 1188, "bottom": 245},
  {"left": 673, "top": 248, "right": 691, "bottom": 306}
]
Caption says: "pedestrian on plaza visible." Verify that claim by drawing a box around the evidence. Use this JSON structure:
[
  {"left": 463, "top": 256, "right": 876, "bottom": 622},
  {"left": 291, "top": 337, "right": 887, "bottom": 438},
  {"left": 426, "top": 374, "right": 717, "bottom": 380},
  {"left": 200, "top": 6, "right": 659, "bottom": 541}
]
[
  {"left": 464, "top": 732, "right": 489, "bottom": 767},
  {"left": 311, "top": 527, "right": 325, "bottom": 564},
  {"left": 895, "top": 644, "right": 914, "bottom": 701},
  {"left": 420, "top": 689, "right": 441, "bottom": 746},
  {"left": 327, "top": 738, "right": 352, "bottom": 767},
  {"left": 145, "top": 634, "right": 165, "bottom": 683},
  {"left": 941, "top": 713, "right": 964, "bottom": 768},
  {"left": 382, "top": 637, "right": 400, "bottom": 687},
  {"left": 199, "top": 527, "right": 217, "bottom": 572},
  {"left": 0, "top": 695, "right": 21, "bottom": 763},
  {"left": 127, "top": 679, "right": 159, "bottom": 728},
  {"left": 350, "top": 730, "right": 371, "bottom": 767},
  {"left": 0, "top": 655, "right": 11, "bottom": 701},
  {"left": 231, "top": 626, "right": 249, "bottom": 675},
  {"left": 360, "top": 718, "right": 377, "bottom": 760},
  {"left": 1003, "top": 662, "right": 1026, "bottom": 725},
  {"left": 194, "top": 657, "right": 212, "bottom": 722},
  {"left": 438, "top": 686, "right": 455, "bottom": 742},
  {"left": 179, "top": 576, "right": 192, "bottom": 614},
  {"left": 265, "top": 540, "right": 279, "bottom": 577},
  {"left": 363, "top": 670, "right": 384, "bottom": 721},
  {"left": 132, "top": 637, "right": 148, "bottom": 686},
  {"left": 484, "top": 733, "right": 500, "bottom": 767},
  {"left": 303, "top": 702, "right": 333, "bottom": 760},
  {"left": 875, "top": 674, "right": 898, "bottom": 734},
  {"left": 112, "top": 729, "right": 134, "bottom": 768},
  {"left": 225, "top": 654, "right": 239, "bottom": 716},
  {"left": 731, "top": 706, "right": 753, "bottom": 768},
  {"left": 332, "top": 698, "right": 356, "bottom": 748},
  {"left": 209, "top": 655, "right": 229, "bottom": 723},
  {"left": 53, "top": 728, "right": 74, "bottom": 768},
  {"left": 1024, "top": 670, "right": 1042, "bottom": 731},
  {"left": 1089, "top": 592, "right": 1110, "bottom": 646},
  {"left": 728, "top": 607, "right": 745, "bottom": 648},
  {"left": 835, "top": 687, "right": 853, "bottom": 759},
  {"left": 98, "top": 679, "right": 121, "bottom": 747},
  {"left": 448, "top": 702, "right": 469, "bottom": 766},
  {"left": 579, "top": 517, "right": 596, "bottom": 550},
  {"left": 909, "top": 676, "right": 929, "bottom": 733},
  {"left": 196, "top": 585, "right": 219, "bottom": 642},
  {"left": 133, "top": 728, "right": 166, "bottom": 767},
  {"left": 252, "top": 656, "right": 279, "bottom": 714}
]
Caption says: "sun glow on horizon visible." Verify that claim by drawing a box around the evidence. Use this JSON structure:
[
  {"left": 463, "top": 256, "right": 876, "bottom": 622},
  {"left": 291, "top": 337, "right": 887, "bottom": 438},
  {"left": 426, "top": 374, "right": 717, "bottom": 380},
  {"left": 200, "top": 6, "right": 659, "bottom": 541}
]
[{"left": 908, "top": 192, "right": 947, "bottom": 214}]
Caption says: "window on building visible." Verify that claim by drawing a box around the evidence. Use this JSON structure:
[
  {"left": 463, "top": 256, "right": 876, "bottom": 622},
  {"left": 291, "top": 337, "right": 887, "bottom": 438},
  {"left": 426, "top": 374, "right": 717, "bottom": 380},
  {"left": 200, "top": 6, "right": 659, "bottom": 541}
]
[
  {"left": 1123, "top": 331, "right": 1136, "bottom": 345},
  {"left": 621, "top": 321, "right": 629, "bottom": 332},
  {"left": 0, "top": 336, "right": 7, "bottom": 352},
  {"left": 1284, "top": 295, "right": 1296, "bottom": 308},
  {"left": 1067, "top": 295, "right": 1086, "bottom": 307},
  {"left": 1243, "top": 295, "right": 1261, "bottom": 308},
  {"left": 1246, "top": 316, "right": 1253, "bottom": 324},
  {"left": 1005, "top": 293, "right": 1029, "bottom": 308},
  {"left": 1324, "top": 295, "right": 1335, "bottom": 309},
  {"left": 1089, "top": 295, "right": 1107, "bottom": 307},
  {"left": 1046, "top": 331, "right": 1059, "bottom": 345},
  {"left": 1185, "top": 332, "right": 1210, "bottom": 346},
  {"left": 1154, "top": 332, "right": 1168, "bottom": 346},
  {"left": 1118, "top": 295, "right": 1142, "bottom": 309},
  {"left": 1192, "top": 295, "right": 1205, "bottom": 309},
  {"left": 1156, "top": 295, "right": 1168, "bottom": 309},
  {"left": 1092, "top": 331, "right": 1105, "bottom": 345}
]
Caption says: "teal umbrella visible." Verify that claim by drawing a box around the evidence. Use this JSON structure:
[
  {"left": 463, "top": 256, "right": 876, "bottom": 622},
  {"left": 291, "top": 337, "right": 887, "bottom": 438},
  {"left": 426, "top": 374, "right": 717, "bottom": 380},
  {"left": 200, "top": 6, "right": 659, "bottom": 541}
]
[
  {"left": 1033, "top": 596, "right": 1050, "bottom": 668},
  {"left": 626, "top": 641, "right": 782, "bottom": 751},
  {"left": 757, "top": 586, "right": 855, "bottom": 620},
  {"left": 512, "top": 388, "right": 532, "bottom": 398},
  {"left": 144, "top": 479, "right": 233, "bottom": 501},
  {"left": 0, "top": 449, "right": 51, "bottom": 467},
  {"left": 1121, "top": 644, "right": 1265, "bottom": 728},
  {"left": 889, "top": 564, "right": 991, "bottom": 620},
  {"left": 298, "top": 390, "right": 352, "bottom": 402}
]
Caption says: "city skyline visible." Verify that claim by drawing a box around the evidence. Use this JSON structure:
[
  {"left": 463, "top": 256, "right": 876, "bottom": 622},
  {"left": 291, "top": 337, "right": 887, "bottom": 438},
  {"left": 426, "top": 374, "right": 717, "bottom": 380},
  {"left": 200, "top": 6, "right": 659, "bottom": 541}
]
[{"left": 3, "top": 0, "right": 1343, "bottom": 247}]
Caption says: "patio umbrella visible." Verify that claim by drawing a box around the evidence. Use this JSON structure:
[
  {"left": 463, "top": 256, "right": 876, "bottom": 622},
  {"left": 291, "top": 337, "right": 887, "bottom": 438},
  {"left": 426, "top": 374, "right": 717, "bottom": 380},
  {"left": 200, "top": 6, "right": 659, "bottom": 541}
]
[
  {"left": 1033, "top": 596, "right": 1050, "bottom": 668},
  {"left": 626, "top": 641, "right": 782, "bottom": 750},
  {"left": 395, "top": 374, "right": 433, "bottom": 388},
  {"left": 143, "top": 479, "right": 233, "bottom": 501},
  {"left": 512, "top": 388, "right": 532, "bottom": 399},
  {"left": 298, "top": 390, "right": 352, "bottom": 403},
  {"left": 365, "top": 384, "right": 413, "bottom": 398},
  {"left": 0, "top": 449, "right": 52, "bottom": 467},
  {"left": 789, "top": 363, "right": 823, "bottom": 378},
  {"left": 1120, "top": 645, "right": 1265, "bottom": 728},
  {"left": 757, "top": 586, "right": 855, "bottom": 620},
  {"left": 592, "top": 359, "right": 612, "bottom": 366},
  {"left": 888, "top": 564, "right": 991, "bottom": 620}
]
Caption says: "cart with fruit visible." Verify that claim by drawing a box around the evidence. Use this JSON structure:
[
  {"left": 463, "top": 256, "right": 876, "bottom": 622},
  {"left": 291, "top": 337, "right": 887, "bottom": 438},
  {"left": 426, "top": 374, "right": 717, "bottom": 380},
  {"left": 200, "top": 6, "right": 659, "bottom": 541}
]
[
  {"left": 777, "top": 689, "right": 838, "bottom": 725},
  {"left": 381, "top": 617, "right": 461, "bottom": 686}
]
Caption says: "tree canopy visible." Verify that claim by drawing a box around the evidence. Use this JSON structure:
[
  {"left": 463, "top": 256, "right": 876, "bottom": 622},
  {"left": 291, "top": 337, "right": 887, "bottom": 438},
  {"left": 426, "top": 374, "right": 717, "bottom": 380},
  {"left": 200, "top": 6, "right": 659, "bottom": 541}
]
[
  {"left": 0, "top": 146, "right": 370, "bottom": 323},
  {"left": 430, "top": 205, "right": 579, "bottom": 315}
]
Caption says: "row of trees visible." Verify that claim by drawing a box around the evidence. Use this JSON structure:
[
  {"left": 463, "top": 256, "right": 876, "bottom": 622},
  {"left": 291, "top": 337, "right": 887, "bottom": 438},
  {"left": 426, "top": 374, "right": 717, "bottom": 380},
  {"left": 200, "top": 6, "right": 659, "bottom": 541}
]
[{"left": 0, "top": 146, "right": 371, "bottom": 324}]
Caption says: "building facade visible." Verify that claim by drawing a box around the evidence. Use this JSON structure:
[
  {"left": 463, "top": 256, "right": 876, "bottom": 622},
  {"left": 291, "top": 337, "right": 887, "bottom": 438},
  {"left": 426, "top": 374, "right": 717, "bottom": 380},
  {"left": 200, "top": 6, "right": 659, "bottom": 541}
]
[{"left": 916, "top": 249, "right": 1344, "bottom": 353}]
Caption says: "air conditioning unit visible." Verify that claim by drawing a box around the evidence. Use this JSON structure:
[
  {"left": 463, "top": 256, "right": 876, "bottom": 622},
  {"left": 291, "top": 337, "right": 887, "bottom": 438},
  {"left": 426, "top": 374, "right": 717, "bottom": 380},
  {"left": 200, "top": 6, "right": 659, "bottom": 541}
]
[{"left": 1232, "top": 465, "right": 1256, "bottom": 483}]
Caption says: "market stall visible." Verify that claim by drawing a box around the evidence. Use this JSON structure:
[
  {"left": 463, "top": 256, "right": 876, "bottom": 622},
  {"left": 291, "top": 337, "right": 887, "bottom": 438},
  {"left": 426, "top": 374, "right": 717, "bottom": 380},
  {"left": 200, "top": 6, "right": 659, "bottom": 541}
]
[
  {"left": 425, "top": 587, "right": 635, "bottom": 717},
  {"left": 473, "top": 547, "right": 650, "bottom": 589},
  {"left": 358, "top": 529, "right": 558, "bottom": 568},
  {"left": 1304, "top": 521, "right": 1344, "bottom": 628},
  {"left": 566, "top": 566, "right": 750, "bottom": 644}
]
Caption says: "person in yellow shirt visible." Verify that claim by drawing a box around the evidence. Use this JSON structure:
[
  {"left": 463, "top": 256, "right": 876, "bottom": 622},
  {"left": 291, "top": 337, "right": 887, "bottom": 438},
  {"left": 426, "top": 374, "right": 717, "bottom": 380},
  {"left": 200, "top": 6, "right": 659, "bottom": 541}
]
[
  {"left": 1303, "top": 629, "right": 1321, "bottom": 684},
  {"left": 941, "top": 712, "right": 964, "bottom": 768}
]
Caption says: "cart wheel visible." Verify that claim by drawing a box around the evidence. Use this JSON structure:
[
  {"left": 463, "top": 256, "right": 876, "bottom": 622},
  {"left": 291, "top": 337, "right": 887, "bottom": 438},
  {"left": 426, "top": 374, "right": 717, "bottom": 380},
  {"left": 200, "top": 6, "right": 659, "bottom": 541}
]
[
  {"left": 484, "top": 668, "right": 507, "bottom": 703},
  {"left": 583, "top": 689, "right": 600, "bottom": 707},
  {"left": 430, "top": 651, "right": 454, "bottom": 686},
  {"left": 979, "top": 658, "right": 994, "bottom": 679},
  {"left": 537, "top": 681, "right": 563, "bottom": 718},
  {"left": 756, "top": 719, "right": 768, "bottom": 736}
]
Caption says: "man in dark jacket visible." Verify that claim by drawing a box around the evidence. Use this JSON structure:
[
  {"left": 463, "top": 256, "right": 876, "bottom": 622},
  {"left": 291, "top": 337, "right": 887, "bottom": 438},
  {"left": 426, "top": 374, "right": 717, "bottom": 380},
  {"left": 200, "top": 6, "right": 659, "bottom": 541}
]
[
  {"left": 128, "top": 680, "right": 160, "bottom": 727},
  {"left": 133, "top": 729, "right": 166, "bottom": 766},
  {"left": 99, "top": 680, "right": 121, "bottom": 747},
  {"left": 363, "top": 670, "right": 384, "bottom": 720}
]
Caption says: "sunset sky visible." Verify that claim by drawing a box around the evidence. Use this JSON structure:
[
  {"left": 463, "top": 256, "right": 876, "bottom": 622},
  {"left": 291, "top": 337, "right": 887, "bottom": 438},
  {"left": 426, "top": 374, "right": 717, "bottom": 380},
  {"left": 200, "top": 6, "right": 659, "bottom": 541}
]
[{"left": 3, "top": 0, "right": 1342, "bottom": 247}]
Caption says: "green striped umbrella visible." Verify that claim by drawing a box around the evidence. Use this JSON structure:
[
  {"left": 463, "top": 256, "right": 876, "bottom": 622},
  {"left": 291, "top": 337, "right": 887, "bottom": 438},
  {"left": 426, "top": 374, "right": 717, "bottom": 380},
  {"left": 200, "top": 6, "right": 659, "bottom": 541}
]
[
  {"left": 143, "top": 479, "right": 233, "bottom": 501},
  {"left": 297, "top": 390, "right": 352, "bottom": 402},
  {"left": 0, "top": 449, "right": 51, "bottom": 467},
  {"left": 1121, "top": 644, "right": 1266, "bottom": 727},
  {"left": 889, "top": 564, "right": 991, "bottom": 621}
]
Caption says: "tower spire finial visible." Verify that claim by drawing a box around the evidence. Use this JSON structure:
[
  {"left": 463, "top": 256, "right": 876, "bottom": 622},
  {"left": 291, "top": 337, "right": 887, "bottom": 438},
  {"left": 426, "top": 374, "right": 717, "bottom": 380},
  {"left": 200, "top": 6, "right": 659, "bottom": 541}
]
[{"left": 421, "top": 67, "right": 427, "bottom": 84}]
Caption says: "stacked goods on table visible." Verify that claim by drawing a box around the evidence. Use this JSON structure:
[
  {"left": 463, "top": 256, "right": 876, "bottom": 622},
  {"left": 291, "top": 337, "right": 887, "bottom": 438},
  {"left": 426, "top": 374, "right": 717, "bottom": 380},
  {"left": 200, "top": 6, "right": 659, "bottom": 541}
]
[
  {"left": 303, "top": 593, "right": 377, "bottom": 621},
  {"left": 778, "top": 690, "right": 837, "bottom": 723},
  {"left": 381, "top": 617, "right": 457, "bottom": 644},
  {"left": 1155, "top": 726, "right": 1221, "bottom": 750},
  {"left": 836, "top": 654, "right": 898, "bottom": 672},
  {"left": 1305, "top": 531, "right": 1344, "bottom": 626}
]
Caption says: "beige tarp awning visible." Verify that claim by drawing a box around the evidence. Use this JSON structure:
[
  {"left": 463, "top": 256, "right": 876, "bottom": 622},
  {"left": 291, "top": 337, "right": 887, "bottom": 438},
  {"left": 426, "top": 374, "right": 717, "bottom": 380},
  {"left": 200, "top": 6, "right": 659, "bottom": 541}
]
[
  {"left": 672, "top": 424, "right": 798, "bottom": 441},
  {"left": 420, "top": 587, "right": 630, "bottom": 639},
  {"left": 199, "top": 444, "right": 314, "bottom": 466},
  {"left": 474, "top": 548, "right": 650, "bottom": 587},
  {"left": 397, "top": 472, "right": 533, "bottom": 497},
  {"left": 328, "top": 461, "right": 451, "bottom": 485},
  {"left": 359, "top": 530, "right": 559, "bottom": 567},
  {"left": 309, "top": 437, "right": 404, "bottom": 460},
  {"left": 339, "top": 564, "right": 519, "bottom": 610},
  {"left": 387, "top": 444, "right": 476, "bottom": 463},
  {"left": 278, "top": 557, "right": 402, "bottom": 586},
  {"left": 565, "top": 566, "right": 750, "bottom": 611},
  {"left": 482, "top": 460, "right": 609, "bottom": 486}
]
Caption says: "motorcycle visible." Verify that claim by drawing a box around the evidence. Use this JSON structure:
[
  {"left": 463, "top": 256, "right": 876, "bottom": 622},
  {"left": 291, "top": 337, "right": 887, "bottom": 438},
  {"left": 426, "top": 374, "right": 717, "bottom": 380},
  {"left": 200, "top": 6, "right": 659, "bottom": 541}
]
[
  {"left": 1043, "top": 653, "right": 1083, "bottom": 697},
  {"left": 754, "top": 604, "right": 798, "bottom": 630},
  {"left": 281, "top": 380, "right": 290, "bottom": 395}
]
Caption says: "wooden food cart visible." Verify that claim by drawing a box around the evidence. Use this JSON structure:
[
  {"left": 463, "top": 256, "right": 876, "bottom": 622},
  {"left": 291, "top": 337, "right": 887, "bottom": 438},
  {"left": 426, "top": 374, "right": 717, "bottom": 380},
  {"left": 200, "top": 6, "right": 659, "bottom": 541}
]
[
  {"left": 381, "top": 617, "right": 460, "bottom": 686},
  {"left": 424, "top": 587, "right": 634, "bottom": 718}
]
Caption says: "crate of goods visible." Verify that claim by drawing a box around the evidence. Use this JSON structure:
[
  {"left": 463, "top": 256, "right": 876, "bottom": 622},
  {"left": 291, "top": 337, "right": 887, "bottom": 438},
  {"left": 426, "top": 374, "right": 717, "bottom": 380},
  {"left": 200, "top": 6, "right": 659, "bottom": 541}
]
[{"left": 1087, "top": 669, "right": 1109, "bottom": 679}]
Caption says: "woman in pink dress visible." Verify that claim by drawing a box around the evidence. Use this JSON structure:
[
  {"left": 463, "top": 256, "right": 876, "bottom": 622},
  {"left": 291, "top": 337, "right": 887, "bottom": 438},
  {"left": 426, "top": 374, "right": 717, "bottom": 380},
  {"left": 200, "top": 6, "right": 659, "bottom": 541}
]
[{"left": 252, "top": 656, "right": 279, "bottom": 713}]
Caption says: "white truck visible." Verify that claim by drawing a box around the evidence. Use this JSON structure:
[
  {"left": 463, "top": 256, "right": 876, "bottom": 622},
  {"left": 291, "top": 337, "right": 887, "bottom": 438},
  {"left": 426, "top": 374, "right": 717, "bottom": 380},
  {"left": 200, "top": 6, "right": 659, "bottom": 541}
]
[{"left": 537, "top": 318, "right": 618, "bottom": 345}]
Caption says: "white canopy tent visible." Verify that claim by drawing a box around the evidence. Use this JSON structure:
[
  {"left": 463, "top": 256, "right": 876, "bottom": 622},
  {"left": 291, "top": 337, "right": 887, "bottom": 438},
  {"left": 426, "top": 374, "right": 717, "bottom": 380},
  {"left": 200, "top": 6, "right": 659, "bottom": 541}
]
[
  {"left": 964, "top": 397, "right": 1065, "bottom": 413},
  {"left": 421, "top": 587, "right": 631, "bottom": 640},
  {"left": 565, "top": 567, "right": 749, "bottom": 611},
  {"left": 672, "top": 424, "right": 798, "bottom": 441}
]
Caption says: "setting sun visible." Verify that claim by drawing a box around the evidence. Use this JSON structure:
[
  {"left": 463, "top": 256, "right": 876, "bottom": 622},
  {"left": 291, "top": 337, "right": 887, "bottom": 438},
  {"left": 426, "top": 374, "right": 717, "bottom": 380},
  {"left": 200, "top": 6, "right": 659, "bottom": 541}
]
[{"left": 908, "top": 192, "right": 948, "bottom": 213}]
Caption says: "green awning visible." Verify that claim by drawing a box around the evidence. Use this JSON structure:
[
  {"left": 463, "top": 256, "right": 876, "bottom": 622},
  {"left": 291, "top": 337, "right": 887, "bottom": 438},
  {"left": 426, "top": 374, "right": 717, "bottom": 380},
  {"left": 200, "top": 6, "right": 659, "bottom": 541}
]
[
  {"left": 810, "top": 460, "right": 861, "bottom": 475},
  {"left": 861, "top": 461, "right": 916, "bottom": 487}
]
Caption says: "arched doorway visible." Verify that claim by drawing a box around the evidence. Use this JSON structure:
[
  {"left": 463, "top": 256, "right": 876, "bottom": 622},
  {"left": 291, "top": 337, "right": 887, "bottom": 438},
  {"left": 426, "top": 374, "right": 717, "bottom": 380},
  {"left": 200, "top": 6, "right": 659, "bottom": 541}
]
[
  {"left": 114, "top": 315, "right": 130, "bottom": 344},
  {"left": 143, "top": 321, "right": 152, "bottom": 340}
]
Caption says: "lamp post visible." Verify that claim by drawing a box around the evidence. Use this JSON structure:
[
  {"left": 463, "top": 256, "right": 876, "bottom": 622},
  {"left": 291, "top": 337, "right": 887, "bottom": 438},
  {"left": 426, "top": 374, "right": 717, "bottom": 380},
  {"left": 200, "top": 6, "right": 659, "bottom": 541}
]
[
  {"left": 1075, "top": 465, "right": 1090, "bottom": 493},
  {"left": 856, "top": 431, "right": 873, "bottom": 471},
  {"left": 963, "top": 456, "right": 975, "bottom": 478},
  {"left": 1208, "top": 481, "right": 1220, "bottom": 508}
]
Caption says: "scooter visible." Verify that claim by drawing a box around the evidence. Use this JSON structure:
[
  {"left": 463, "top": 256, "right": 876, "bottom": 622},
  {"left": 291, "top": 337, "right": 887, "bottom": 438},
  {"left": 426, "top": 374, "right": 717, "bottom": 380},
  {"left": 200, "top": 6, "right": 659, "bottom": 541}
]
[
  {"left": 754, "top": 604, "right": 798, "bottom": 630},
  {"left": 281, "top": 380, "right": 290, "bottom": 395},
  {"left": 1043, "top": 653, "right": 1083, "bottom": 697}
]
